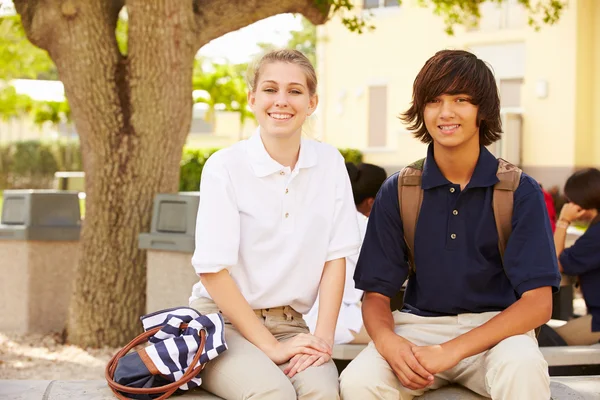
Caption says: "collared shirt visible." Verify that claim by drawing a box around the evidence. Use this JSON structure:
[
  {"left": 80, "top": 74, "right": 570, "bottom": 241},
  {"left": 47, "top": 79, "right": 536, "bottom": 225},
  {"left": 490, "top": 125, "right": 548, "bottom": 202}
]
[
  {"left": 190, "top": 130, "right": 360, "bottom": 314},
  {"left": 354, "top": 144, "right": 560, "bottom": 316},
  {"left": 560, "top": 222, "right": 600, "bottom": 331}
]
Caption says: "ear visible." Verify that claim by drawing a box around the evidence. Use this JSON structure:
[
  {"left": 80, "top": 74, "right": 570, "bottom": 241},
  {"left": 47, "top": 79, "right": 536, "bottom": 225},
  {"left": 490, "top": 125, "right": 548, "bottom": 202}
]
[
  {"left": 308, "top": 94, "right": 319, "bottom": 115},
  {"left": 247, "top": 91, "right": 256, "bottom": 110}
]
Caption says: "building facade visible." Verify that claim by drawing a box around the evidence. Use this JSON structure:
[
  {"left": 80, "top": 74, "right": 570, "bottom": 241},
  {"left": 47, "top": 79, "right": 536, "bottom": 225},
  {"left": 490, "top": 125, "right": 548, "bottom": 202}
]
[{"left": 316, "top": 0, "right": 600, "bottom": 187}]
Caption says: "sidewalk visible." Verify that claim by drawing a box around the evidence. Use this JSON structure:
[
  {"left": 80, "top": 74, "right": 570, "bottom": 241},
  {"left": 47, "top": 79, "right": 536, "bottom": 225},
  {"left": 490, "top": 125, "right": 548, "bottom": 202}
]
[{"left": 1, "top": 376, "right": 599, "bottom": 399}]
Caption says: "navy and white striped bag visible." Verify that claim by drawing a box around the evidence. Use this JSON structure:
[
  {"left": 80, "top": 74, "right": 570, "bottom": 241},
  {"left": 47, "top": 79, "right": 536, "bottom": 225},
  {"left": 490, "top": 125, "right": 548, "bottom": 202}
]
[{"left": 112, "top": 307, "right": 227, "bottom": 398}]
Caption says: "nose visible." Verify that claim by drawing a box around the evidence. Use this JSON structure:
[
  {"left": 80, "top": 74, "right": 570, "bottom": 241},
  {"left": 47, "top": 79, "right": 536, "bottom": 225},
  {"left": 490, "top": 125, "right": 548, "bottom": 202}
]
[
  {"left": 274, "top": 92, "right": 289, "bottom": 108},
  {"left": 439, "top": 100, "right": 455, "bottom": 119}
]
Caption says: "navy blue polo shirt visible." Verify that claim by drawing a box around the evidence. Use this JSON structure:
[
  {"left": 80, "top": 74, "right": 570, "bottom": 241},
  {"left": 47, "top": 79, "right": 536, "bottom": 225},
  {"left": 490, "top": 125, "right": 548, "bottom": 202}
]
[
  {"left": 354, "top": 144, "right": 561, "bottom": 316},
  {"left": 560, "top": 222, "right": 600, "bottom": 332}
]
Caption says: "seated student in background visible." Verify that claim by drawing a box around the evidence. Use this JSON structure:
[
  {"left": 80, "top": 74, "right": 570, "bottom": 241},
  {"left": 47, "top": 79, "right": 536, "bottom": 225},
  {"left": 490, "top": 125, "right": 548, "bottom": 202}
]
[
  {"left": 553, "top": 168, "right": 600, "bottom": 345},
  {"left": 305, "top": 162, "right": 388, "bottom": 344}
]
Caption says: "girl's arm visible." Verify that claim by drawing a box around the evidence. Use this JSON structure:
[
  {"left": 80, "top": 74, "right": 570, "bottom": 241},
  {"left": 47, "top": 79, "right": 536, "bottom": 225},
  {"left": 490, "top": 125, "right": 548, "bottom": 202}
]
[
  {"left": 201, "top": 270, "right": 332, "bottom": 365},
  {"left": 283, "top": 257, "right": 345, "bottom": 377},
  {"left": 313, "top": 257, "right": 346, "bottom": 345}
]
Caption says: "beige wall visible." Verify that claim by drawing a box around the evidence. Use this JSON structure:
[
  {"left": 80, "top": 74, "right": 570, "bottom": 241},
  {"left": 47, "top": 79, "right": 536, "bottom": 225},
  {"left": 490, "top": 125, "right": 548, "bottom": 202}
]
[
  {"left": 317, "top": 0, "right": 597, "bottom": 184},
  {"left": 592, "top": 1, "right": 600, "bottom": 165}
]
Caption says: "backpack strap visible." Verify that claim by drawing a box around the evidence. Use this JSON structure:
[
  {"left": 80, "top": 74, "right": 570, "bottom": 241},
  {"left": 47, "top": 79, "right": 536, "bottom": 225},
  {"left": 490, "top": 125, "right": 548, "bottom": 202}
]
[
  {"left": 492, "top": 158, "right": 522, "bottom": 261},
  {"left": 397, "top": 158, "right": 425, "bottom": 274}
]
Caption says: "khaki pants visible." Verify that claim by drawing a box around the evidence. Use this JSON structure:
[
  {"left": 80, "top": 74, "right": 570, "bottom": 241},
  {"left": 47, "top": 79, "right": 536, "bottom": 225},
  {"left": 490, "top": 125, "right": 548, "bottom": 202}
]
[
  {"left": 340, "top": 311, "right": 550, "bottom": 400},
  {"left": 190, "top": 297, "right": 339, "bottom": 400},
  {"left": 555, "top": 314, "right": 600, "bottom": 345}
]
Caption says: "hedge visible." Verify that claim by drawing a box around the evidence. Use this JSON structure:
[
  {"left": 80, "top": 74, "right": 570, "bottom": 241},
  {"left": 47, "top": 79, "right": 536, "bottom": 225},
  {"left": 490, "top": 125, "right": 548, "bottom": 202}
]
[{"left": 0, "top": 141, "right": 363, "bottom": 191}]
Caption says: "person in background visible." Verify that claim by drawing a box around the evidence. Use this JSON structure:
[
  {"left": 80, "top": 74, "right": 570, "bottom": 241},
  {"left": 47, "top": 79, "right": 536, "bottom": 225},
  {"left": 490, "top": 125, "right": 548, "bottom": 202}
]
[
  {"left": 305, "top": 162, "right": 388, "bottom": 344},
  {"left": 540, "top": 183, "right": 557, "bottom": 232},
  {"left": 553, "top": 168, "right": 600, "bottom": 345}
]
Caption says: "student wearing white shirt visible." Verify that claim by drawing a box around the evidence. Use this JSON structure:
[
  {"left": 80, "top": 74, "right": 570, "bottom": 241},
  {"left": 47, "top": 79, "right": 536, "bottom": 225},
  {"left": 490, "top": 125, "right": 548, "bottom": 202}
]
[
  {"left": 188, "top": 49, "right": 361, "bottom": 400},
  {"left": 305, "top": 162, "right": 388, "bottom": 344}
]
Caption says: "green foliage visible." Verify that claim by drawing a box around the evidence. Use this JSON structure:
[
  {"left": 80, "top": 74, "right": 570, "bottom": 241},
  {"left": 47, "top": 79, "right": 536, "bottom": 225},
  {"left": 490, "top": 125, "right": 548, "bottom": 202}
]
[
  {"left": 338, "top": 148, "right": 364, "bottom": 165},
  {"left": 192, "top": 60, "right": 254, "bottom": 126},
  {"left": 0, "top": 140, "right": 82, "bottom": 189},
  {"left": 0, "top": 15, "right": 57, "bottom": 80},
  {"left": 179, "top": 147, "right": 221, "bottom": 191},
  {"left": 415, "top": 0, "right": 566, "bottom": 35},
  {"left": 0, "top": 84, "right": 33, "bottom": 120},
  {"left": 288, "top": 17, "right": 317, "bottom": 66},
  {"left": 0, "top": 16, "right": 70, "bottom": 125},
  {"left": 179, "top": 146, "right": 364, "bottom": 191},
  {"left": 116, "top": 11, "right": 129, "bottom": 56}
]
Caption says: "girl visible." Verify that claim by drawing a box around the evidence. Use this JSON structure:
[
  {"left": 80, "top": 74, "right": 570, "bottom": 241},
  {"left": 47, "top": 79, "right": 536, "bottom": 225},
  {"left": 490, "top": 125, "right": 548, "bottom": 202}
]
[
  {"left": 189, "top": 49, "right": 360, "bottom": 399},
  {"left": 305, "top": 162, "right": 387, "bottom": 344},
  {"left": 553, "top": 168, "right": 600, "bottom": 345}
]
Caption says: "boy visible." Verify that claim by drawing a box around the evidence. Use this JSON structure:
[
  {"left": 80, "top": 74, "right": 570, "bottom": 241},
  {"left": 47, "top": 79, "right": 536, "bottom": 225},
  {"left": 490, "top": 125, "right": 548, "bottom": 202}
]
[{"left": 339, "top": 50, "right": 560, "bottom": 399}]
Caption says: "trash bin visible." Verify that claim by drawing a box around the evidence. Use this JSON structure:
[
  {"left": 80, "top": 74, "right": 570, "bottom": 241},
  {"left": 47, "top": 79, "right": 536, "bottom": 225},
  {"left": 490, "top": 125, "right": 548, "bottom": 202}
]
[
  {"left": 0, "top": 190, "right": 81, "bottom": 334},
  {"left": 139, "top": 192, "right": 200, "bottom": 313}
]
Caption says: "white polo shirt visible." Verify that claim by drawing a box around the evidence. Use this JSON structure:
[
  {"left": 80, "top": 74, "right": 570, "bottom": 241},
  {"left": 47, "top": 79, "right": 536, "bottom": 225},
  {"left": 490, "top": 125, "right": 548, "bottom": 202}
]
[{"left": 189, "top": 131, "right": 361, "bottom": 314}]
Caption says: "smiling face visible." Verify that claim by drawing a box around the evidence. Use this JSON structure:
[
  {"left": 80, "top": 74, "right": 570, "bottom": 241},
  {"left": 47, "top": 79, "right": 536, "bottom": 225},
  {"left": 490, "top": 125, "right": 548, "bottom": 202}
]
[
  {"left": 248, "top": 61, "right": 318, "bottom": 141},
  {"left": 423, "top": 93, "right": 480, "bottom": 150}
]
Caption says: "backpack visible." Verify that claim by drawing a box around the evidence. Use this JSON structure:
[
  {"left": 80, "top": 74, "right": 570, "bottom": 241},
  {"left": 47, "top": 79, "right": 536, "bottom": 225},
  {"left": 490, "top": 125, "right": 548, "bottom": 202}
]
[{"left": 397, "top": 157, "right": 522, "bottom": 274}]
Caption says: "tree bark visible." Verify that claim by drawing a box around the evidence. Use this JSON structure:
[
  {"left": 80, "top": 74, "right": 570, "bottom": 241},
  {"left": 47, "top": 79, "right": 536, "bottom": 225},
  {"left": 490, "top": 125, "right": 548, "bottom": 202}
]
[{"left": 14, "top": 0, "right": 330, "bottom": 347}]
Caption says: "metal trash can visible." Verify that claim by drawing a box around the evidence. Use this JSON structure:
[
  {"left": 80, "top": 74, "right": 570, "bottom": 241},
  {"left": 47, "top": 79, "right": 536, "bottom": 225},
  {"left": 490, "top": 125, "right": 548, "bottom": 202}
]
[
  {"left": 0, "top": 190, "right": 81, "bottom": 333},
  {"left": 139, "top": 192, "right": 200, "bottom": 313}
]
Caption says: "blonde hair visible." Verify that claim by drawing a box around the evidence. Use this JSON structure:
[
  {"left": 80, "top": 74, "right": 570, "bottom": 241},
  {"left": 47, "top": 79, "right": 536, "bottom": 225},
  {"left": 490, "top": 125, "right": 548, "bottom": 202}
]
[{"left": 247, "top": 49, "right": 317, "bottom": 96}]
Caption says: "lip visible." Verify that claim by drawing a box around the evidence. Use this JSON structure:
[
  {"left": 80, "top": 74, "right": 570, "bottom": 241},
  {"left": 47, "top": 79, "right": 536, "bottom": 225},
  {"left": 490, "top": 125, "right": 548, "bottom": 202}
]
[
  {"left": 268, "top": 112, "right": 294, "bottom": 122},
  {"left": 438, "top": 124, "right": 460, "bottom": 135}
]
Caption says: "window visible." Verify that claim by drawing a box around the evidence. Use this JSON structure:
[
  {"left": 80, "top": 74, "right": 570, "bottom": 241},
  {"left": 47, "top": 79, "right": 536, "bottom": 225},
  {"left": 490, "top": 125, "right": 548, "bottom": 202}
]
[
  {"left": 368, "top": 86, "right": 387, "bottom": 147},
  {"left": 364, "top": 0, "right": 399, "bottom": 9},
  {"left": 499, "top": 78, "right": 523, "bottom": 108}
]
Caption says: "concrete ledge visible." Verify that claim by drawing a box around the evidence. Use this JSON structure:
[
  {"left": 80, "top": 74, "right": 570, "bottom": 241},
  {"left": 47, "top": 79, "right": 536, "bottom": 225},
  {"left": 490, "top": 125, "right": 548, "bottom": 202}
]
[
  {"left": 1, "top": 378, "right": 598, "bottom": 400},
  {"left": 333, "top": 343, "right": 600, "bottom": 367}
]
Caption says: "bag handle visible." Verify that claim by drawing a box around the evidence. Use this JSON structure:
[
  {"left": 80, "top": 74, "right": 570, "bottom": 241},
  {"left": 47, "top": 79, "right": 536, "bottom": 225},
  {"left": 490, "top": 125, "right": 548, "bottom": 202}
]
[{"left": 105, "top": 324, "right": 207, "bottom": 400}]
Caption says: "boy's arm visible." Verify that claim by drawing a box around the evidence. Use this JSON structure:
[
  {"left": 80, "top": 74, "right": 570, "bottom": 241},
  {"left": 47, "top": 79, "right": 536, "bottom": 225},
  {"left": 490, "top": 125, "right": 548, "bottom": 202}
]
[
  {"left": 414, "top": 175, "right": 559, "bottom": 374},
  {"left": 412, "top": 286, "right": 552, "bottom": 374},
  {"left": 363, "top": 292, "right": 434, "bottom": 390}
]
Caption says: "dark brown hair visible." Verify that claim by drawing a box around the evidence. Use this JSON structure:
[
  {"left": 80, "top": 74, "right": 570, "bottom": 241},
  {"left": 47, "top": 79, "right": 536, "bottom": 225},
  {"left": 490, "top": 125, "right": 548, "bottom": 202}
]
[
  {"left": 346, "top": 162, "right": 387, "bottom": 206},
  {"left": 400, "top": 50, "right": 502, "bottom": 146},
  {"left": 564, "top": 168, "right": 600, "bottom": 215}
]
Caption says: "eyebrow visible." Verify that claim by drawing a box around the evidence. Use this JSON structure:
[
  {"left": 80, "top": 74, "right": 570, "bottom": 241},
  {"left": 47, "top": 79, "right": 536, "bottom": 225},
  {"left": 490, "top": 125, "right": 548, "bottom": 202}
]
[{"left": 261, "top": 80, "right": 306, "bottom": 89}]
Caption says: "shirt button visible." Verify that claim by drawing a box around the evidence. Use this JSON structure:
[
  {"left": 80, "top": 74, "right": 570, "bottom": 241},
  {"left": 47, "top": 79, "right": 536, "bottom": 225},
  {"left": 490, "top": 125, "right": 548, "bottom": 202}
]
[
  {"left": 285, "top": 212, "right": 289, "bottom": 218},
  {"left": 453, "top": 210, "right": 458, "bottom": 216},
  {"left": 285, "top": 188, "right": 289, "bottom": 194},
  {"left": 450, "top": 233, "right": 457, "bottom": 240},
  {"left": 280, "top": 171, "right": 285, "bottom": 176},
  {"left": 449, "top": 187, "right": 455, "bottom": 193}
]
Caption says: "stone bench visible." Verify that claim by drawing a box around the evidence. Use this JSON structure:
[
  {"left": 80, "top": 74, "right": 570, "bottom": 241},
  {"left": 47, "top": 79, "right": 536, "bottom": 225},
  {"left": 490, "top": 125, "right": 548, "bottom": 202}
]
[
  {"left": 1, "top": 377, "right": 598, "bottom": 399},
  {"left": 333, "top": 343, "right": 600, "bottom": 367}
]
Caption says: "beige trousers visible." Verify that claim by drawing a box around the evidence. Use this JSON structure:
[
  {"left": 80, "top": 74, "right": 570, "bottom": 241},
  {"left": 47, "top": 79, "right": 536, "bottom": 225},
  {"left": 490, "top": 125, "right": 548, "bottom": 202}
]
[
  {"left": 340, "top": 311, "right": 550, "bottom": 400},
  {"left": 190, "top": 297, "right": 339, "bottom": 400},
  {"left": 555, "top": 314, "right": 600, "bottom": 345}
]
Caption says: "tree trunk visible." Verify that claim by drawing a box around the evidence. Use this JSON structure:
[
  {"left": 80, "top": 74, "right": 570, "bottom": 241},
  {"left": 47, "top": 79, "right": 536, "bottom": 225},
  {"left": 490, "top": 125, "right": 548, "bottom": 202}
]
[{"left": 15, "top": 0, "right": 329, "bottom": 348}]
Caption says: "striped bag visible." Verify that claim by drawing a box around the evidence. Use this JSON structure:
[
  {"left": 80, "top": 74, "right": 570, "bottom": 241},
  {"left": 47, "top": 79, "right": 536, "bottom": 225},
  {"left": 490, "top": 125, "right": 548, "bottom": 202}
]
[{"left": 106, "top": 307, "right": 227, "bottom": 400}]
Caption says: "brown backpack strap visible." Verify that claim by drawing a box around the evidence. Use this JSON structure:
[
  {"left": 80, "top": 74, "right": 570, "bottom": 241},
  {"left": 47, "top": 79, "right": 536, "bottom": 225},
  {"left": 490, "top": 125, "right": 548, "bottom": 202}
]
[
  {"left": 492, "top": 158, "right": 522, "bottom": 261},
  {"left": 398, "top": 158, "right": 425, "bottom": 274}
]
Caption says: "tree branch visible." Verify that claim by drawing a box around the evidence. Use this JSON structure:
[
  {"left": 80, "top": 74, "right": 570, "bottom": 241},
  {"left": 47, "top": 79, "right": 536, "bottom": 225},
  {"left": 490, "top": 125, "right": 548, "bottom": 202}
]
[
  {"left": 14, "top": 0, "right": 124, "bottom": 52},
  {"left": 192, "top": 0, "right": 330, "bottom": 50}
]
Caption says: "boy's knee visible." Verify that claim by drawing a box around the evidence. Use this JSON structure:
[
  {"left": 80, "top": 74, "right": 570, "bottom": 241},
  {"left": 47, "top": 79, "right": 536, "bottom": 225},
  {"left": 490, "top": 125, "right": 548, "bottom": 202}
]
[
  {"left": 340, "top": 361, "right": 387, "bottom": 399},
  {"left": 487, "top": 338, "right": 548, "bottom": 384}
]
